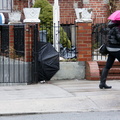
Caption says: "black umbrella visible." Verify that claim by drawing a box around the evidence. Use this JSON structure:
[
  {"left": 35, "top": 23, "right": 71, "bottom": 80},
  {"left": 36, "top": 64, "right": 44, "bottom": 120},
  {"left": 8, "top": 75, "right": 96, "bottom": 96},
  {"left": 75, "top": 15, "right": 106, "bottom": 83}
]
[{"left": 37, "top": 42, "right": 59, "bottom": 81}]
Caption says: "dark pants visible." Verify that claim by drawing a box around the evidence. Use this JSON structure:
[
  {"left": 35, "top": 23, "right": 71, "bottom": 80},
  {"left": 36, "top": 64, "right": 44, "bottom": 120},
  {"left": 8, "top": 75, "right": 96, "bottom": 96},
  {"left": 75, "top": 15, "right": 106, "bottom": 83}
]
[{"left": 105, "top": 50, "right": 120, "bottom": 69}]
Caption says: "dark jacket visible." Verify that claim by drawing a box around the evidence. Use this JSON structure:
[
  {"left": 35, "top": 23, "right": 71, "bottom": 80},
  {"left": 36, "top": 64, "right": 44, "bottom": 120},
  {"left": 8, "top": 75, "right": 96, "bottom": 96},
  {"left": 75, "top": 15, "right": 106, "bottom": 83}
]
[{"left": 107, "top": 21, "right": 120, "bottom": 48}]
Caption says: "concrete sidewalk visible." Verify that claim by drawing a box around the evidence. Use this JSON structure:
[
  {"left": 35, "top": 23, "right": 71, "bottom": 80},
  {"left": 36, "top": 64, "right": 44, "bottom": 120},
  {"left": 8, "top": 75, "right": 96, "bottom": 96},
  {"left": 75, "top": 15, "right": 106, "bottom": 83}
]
[{"left": 0, "top": 79, "right": 120, "bottom": 115}]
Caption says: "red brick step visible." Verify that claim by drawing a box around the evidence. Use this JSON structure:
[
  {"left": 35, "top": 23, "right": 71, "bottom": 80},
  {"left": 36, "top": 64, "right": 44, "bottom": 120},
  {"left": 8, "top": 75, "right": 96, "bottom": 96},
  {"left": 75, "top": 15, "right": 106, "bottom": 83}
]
[
  {"left": 85, "top": 61, "right": 120, "bottom": 80},
  {"left": 98, "top": 61, "right": 120, "bottom": 80},
  {"left": 107, "top": 76, "right": 120, "bottom": 80}
]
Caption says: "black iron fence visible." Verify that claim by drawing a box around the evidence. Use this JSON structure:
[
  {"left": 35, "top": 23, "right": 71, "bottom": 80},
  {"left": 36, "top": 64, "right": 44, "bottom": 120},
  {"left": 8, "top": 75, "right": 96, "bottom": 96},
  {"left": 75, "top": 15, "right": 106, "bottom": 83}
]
[
  {"left": 92, "top": 23, "right": 108, "bottom": 61},
  {"left": 0, "top": 23, "right": 77, "bottom": 84},
  {"left": 0, "top": 24, "right": 29, "bottom": 84},
  {"left": 39, "top": 23, "right": 77, "bottom": 60},
  {"left": 14, "top": 25, "right": 25, "bottom": 56},
  {"left": 0, "top": 25, "right": 9, "bottom": 53}
]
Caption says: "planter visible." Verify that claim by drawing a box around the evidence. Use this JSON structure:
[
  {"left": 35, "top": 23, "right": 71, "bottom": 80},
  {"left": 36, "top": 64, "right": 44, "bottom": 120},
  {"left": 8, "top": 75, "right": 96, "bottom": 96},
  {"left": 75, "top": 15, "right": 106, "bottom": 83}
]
[
  {"left": 75, "top": 8, "right": 93, "bottom": 22},
  {"left": 23, "top": 8, "right": 41, "bottom": 23},
  {"left": 8, "top": 11, "right": 21, "bottom": 24}
]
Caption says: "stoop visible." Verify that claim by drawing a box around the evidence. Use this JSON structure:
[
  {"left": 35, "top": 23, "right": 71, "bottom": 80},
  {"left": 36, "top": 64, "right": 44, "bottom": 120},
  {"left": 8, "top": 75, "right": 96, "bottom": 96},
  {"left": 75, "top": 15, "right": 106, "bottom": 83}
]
[
  {"left": 86, "top": 61, "right": 120, "bottom": 80},
  {"left": 85, "top": 61, "right": 100, "bottom": 80}
]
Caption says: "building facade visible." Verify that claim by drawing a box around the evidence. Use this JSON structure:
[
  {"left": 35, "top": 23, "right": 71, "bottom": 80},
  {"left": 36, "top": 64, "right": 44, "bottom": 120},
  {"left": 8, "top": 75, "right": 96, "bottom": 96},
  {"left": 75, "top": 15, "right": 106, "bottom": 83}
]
[
  {"left": 48, "top": 0, "right": 120, "bottom": 24},
  {"left": 0, "top": 0, "right": 120, "bottom": 24}
]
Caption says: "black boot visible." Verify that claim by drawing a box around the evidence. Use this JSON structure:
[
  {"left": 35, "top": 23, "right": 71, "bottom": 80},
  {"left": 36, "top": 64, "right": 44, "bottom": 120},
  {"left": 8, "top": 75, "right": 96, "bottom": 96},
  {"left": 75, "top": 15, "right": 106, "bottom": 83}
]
[{"left": 99, "top": 68, "right": 112, "bottom": 89}]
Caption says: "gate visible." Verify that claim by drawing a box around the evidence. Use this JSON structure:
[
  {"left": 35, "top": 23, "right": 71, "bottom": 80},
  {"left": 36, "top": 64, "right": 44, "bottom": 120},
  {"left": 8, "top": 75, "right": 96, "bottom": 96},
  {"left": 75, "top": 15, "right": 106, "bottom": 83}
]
[
  {"left": 0, "top": 25, "right": 9, "bottom": 53},
  {"left": 92, "top": 23, "right": 108, "bottom": 61},
  {"left": 0, "top": 24, "right": 39, "bottom": 84},
  {"left": 0, "top": 24, "right": 27, "bottom": 84},
  {"left": 31, "top": 24, "right": 39, "bottom": 83},
  {"left": 0, "top": 23, "right": 76, "bottom": 84}
]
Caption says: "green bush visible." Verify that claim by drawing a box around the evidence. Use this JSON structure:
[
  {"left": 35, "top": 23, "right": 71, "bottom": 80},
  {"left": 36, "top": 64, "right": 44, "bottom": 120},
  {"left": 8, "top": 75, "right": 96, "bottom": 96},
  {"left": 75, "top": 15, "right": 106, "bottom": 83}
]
[
  {"left": 33, "top": 0, "right": 71, "bottom": 48},
  {"left": 33, "top": 0, "right": 53, "bottom": 25}
]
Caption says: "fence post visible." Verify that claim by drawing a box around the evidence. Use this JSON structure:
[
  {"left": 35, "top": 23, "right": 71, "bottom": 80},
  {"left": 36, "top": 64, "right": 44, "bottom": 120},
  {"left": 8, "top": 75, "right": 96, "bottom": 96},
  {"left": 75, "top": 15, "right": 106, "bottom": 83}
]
[
  {"left": 76, "top": 22, "right": 92, "bottom": 61},
  {"left": 24, "top": 23, "right": 39, "bottom": 62},
  {"left": 9, "top": 25, "right": 14, "bottom": 58},
  {"left": 24, "top": 24, "right": 32, "bottom": 62}
]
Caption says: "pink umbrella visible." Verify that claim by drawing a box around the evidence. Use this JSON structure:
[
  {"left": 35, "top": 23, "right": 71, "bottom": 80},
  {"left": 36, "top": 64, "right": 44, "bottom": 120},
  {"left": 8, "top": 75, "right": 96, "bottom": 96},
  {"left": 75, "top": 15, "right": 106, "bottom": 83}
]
[{"left": 108, "top": 10, "right": 120, "bottom": 20}]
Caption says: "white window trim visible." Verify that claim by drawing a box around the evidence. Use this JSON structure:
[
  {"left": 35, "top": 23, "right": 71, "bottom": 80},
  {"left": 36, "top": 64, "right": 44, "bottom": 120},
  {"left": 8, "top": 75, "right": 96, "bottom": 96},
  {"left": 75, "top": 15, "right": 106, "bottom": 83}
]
[{"left": 0, "top": 0, "right": 13, "bottom": 13}]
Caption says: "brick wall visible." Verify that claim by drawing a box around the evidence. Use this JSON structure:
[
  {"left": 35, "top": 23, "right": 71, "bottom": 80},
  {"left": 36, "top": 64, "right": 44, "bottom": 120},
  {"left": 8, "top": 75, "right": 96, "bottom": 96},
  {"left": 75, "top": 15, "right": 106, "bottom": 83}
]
[
  {"left": 48, "top": 0, "right": 109, "bottom": 24},
  {"left": 85, "top": 61, "right": 100, "bottom": 80},
  {"left": 8, "top": 24, "right": 39, "bottom": 62},
  {"left": 83, "top": 0, "right": 109, "bottom": 24},
  {"left": 76, "top": 22, "right": 92, "bottom": 61},
  {"left": 9, "top": 25, "right": 14, "bottom": 58},
  {"left": 15, "top": 0, "right": 120, "bottom": 24},
  {"left": 48, "top": 0, "right": 82, "bottom": 24},
  {"left": 24, "top": 24, "right": 33, "bottom": 62},
  {"left": 116, "top": 1, "right": 120, "bottom": 10},
  {"left": 48, "top": 0, "right": 120, "bottom": 24},
  {"left": 14, "top": 0, "right": 28, "bottom": 11}
]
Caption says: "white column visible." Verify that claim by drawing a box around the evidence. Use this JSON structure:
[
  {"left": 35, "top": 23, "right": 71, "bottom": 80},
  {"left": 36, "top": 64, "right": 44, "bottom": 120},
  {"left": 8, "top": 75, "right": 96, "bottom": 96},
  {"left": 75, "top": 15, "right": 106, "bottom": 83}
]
[{"left": 53, "top": 0, "right": 60, "bottom": 52}]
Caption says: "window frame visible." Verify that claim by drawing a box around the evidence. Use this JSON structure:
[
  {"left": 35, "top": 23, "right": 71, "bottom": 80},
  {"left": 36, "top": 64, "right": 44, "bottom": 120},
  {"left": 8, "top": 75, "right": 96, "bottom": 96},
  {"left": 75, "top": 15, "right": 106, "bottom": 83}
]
[{"left": 0, "top": 0, "right": 13, "bottom": 12}]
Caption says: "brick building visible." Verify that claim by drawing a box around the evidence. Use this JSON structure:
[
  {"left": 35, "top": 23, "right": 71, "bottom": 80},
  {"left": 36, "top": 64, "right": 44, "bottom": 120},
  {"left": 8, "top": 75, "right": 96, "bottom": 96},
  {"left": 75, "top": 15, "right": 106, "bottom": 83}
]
[
  {"left": 1, "top": 0, "right": 120, "bottom": 24},
  {"left": 1, "top": 0, "right": 120, "bottom": 81},
  {"left": 48, "top": 0, "right": 120, "bottom": 24}
]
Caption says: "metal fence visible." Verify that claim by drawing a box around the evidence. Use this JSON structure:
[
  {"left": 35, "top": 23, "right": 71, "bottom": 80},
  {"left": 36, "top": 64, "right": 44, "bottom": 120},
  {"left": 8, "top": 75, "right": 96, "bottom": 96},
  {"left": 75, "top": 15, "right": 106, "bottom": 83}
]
[
  {"left": 0, "top": 24, "right": 29, "bottom": 84},
  {"left": 39, "top": 23, "right": 77, "bottom": 60},
  {"left": 14, "top": 25, "right": 25, "bottom": 56},
  {"left": 0, "top": 23, "right": 77, "bottom": 84},
  {"left": 92, "top": 23, "right": 108, "bottom": 61},
  {"left": 0, "top": 25, "right": 9, "bottom": 53}
]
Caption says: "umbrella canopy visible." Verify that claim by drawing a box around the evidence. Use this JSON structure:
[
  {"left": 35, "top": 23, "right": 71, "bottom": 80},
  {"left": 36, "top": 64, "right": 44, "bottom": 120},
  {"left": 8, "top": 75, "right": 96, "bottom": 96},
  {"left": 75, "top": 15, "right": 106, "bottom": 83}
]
[
  {"left": 37, "top": 42, "right": 59, "bottom": 81},
  {"left": 108, "top": 10, "right": 120, "bottom": 20}
]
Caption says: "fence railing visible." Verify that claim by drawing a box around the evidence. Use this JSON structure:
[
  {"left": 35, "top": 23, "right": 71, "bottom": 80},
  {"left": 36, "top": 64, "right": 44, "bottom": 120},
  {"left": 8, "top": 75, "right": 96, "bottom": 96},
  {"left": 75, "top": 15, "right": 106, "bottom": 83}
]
[
  {"left": 0, "top": 24, "right": 28, "bottom": 83},
  {"left": 39, "top": 23, "right": 77, "bottom": 60},
  {"left": 0, "top": 23, "right": 77, "bottom": 83},
  {"left": 92, "top": 23, "right": 108, "bottom": 61}
]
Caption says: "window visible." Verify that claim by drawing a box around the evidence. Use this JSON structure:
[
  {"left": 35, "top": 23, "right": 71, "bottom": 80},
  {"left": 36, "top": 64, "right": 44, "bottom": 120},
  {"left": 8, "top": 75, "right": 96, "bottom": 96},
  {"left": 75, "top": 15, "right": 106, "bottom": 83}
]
[{"left": 0, "top": 0, "right": 13, "bottom": 12}]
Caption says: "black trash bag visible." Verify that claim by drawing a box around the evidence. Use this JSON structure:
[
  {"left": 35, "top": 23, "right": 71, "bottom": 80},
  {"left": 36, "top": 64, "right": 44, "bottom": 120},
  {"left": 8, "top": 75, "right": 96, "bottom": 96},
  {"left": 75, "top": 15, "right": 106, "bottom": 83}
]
[
  {"left": 37, "top": 42, "right": 59, "bottom": 81},
  {"left": 60, "top": 44, "right": 76, "bottom": 59}
]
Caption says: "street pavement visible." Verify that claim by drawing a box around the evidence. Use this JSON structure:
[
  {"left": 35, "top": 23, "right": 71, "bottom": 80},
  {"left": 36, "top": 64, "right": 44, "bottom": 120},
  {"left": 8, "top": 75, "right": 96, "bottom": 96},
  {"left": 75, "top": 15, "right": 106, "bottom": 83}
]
[{"left": 0, "top": 79, "right": 120, "bottom": 115}]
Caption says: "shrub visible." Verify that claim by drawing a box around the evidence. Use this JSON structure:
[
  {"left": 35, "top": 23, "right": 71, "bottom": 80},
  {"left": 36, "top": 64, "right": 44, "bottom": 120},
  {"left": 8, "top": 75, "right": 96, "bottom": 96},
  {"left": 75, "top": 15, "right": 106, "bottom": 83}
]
[{"left": 33, "top": 0, "right": 71, "bottom": 48}]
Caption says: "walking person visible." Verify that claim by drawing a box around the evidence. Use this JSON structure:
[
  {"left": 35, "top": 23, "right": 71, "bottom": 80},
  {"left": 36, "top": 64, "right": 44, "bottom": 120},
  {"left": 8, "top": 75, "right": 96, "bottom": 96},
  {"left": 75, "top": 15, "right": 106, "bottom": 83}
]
[{"left": 99, "top": 20, "right": 120, "bottom": 89}]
